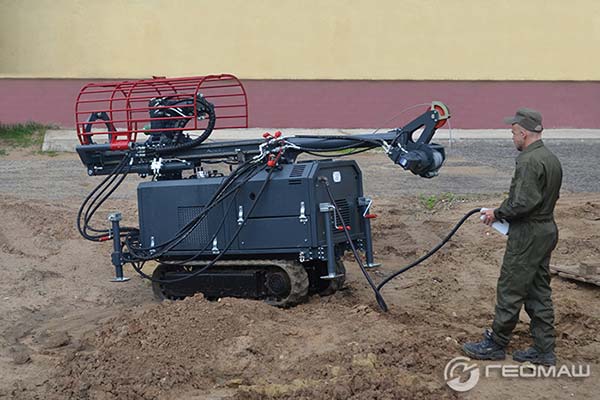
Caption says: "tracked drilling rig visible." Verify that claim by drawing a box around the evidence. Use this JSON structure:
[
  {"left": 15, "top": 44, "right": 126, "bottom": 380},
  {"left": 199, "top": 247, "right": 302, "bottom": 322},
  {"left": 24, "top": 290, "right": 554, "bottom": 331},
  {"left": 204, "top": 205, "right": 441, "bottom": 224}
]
[{"left": 76, "top": 74, "right": 450, "bottom": 308}]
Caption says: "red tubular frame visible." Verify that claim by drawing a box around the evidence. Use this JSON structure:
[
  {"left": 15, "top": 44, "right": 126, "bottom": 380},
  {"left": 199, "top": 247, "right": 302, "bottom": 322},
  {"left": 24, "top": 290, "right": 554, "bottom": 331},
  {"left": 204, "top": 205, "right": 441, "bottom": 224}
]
[{"left": 75, "top": 74, "right": 248, "bottom": 148}]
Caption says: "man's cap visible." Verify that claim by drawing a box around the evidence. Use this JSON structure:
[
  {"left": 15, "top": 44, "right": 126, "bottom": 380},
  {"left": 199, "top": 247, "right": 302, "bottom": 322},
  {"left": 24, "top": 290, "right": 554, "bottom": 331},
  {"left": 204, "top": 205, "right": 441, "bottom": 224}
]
[{"left": 503, "top": 108, "right": 543, "bottom": 133}]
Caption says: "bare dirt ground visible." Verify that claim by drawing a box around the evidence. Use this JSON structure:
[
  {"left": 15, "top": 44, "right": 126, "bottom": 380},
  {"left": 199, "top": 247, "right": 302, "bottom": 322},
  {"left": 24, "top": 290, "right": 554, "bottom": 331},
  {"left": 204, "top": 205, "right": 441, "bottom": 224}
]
[{"left": 0, "top": 141, "right": 599, "bottom": 399}]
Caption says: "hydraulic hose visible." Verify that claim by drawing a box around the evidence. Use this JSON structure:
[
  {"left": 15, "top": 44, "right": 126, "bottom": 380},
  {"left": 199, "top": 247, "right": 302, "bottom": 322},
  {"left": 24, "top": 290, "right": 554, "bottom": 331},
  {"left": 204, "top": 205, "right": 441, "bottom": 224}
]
[
  {"left": 129, "top": 166, "right": 276, "bottom": 284},
  {"left": 322, "top": 180, "right": 389, "bottom": 312},
  {"left": 125, "top": 166, "right": 252, "bottom": 265},
  {"left": 316, "top": 192, "right": 482, "bottom": 312},
  {"left": 124, "top": 161, "right": 262, "bottom": 259},
  {"left": 77, "top": 153, "right": 134, "bottom": 241},
  {"left": 376, "top": 207, "right": 482, "bottom": 291},
  {"left": 154, "top": 96, "right": 216, "bottom": 156}
]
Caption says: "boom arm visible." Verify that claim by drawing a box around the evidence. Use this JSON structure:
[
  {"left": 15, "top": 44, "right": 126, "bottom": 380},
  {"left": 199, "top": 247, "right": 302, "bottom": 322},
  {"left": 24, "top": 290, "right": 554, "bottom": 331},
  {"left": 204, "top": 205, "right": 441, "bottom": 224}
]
[{"left": 76, "top": 101, "right": 450, "bottom": 179}]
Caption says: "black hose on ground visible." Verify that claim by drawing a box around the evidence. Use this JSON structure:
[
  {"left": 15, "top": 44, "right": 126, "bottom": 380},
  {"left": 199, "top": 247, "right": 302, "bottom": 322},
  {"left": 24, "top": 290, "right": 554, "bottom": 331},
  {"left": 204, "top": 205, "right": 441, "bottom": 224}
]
[
  {"left": 376, "top": 207, "right": 482, "bottom": 292},
  {"left": 318, "top": 187, "right": 483, "bottom": 312}
]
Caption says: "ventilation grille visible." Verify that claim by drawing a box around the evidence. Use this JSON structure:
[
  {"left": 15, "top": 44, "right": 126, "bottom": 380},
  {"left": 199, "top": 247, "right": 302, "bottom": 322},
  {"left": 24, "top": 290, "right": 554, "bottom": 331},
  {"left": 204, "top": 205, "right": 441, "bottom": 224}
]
[
  {"left": 331, "top": 199, "right": 351, "bottom": 231},
  {"left": 289, "top": 164, "right": 307, "bottom": 178},
  {"left": 177, "top": 206, "right": 210, "bottom": 248},
  {"left": 288, "top": 179, "right": 302, "bottom": 185}
]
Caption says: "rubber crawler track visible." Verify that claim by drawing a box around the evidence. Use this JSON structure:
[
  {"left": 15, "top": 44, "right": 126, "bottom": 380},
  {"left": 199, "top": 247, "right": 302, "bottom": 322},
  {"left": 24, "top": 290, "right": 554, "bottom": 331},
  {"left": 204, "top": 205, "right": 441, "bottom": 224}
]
[{"left": 152, "top": 259, "right": 310, "bottom": 307}]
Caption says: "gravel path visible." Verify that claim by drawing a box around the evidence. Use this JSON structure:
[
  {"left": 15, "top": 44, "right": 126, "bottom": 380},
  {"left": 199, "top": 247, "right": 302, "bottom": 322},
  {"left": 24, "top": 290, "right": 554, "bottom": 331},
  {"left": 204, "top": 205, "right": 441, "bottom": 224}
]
[
  {"left": 359, "top": 139, "right": 600, "bottom": 197},
  {"left": 447, "top": 139, "right": 600, "bottom": 193},
  {"left": 1, "top": 139, "right": 598, "bottom": 203}
]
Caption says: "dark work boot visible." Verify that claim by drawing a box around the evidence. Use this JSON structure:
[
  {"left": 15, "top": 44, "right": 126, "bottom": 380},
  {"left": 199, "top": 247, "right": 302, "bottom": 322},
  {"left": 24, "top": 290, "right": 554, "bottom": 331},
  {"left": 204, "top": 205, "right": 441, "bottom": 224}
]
[
  {"left": 462, "top": 329, "right": 506, "bottom": 361},
  {"left": 513, "top": 347, "right": 556, "bottom": 366}
]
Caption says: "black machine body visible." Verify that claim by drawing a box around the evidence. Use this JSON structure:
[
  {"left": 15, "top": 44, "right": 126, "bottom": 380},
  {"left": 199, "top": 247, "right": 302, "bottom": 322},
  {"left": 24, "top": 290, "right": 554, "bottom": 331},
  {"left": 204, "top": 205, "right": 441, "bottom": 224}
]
[
  {"left": 138, "top": 160, "right": 364, "bottom": 304},
  {"left": 74, "top": 76, "right": 450, "bottom": 307}
]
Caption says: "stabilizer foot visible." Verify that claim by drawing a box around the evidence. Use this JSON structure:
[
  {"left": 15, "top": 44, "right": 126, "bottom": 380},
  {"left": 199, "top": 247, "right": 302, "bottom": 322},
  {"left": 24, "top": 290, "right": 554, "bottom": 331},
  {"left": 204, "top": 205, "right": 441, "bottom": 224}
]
[
  {"left": 111, "top": 276, "right": 131, "bottom": 282},
  {"left": 320, "top": 273, "right": 345, "bottom": 280}
]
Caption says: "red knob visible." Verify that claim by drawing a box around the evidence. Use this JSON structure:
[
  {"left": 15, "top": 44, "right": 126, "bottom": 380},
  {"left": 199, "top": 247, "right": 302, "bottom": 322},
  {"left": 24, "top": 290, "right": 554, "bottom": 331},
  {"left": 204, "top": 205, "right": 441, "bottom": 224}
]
[
  {"left": 365, "top": 213, "right": 377, "bottom": 219},
  {"left": 262, "top": 132, "right": 271, "bottom": 139},
  {"left": 274, "top": 131, "right": 282, "bottom": 138}
]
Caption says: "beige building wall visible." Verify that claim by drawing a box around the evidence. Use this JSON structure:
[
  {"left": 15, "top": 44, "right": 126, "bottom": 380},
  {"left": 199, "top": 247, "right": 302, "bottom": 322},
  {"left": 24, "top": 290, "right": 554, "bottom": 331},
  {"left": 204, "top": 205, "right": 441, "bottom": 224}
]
[{"left": 1, "top": 0, "right": 599, "bottom": 80}]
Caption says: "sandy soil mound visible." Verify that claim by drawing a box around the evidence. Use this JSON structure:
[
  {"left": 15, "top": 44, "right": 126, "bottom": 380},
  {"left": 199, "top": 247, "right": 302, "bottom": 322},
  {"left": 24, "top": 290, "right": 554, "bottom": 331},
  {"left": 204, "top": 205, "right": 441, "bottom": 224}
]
[
  {"left": 3, "top": 193, "right": 599, "bottom": 400},
  {"left": 31, "top": 295, "right": 457, "bottom": 400}
]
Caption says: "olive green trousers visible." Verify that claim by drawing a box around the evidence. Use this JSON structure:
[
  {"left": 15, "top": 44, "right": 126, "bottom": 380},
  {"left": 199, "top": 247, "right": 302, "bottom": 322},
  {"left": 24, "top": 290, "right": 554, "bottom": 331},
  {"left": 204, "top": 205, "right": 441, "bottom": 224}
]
[{"left": 491, "top": 221, "right": 558, "bottom": 353}]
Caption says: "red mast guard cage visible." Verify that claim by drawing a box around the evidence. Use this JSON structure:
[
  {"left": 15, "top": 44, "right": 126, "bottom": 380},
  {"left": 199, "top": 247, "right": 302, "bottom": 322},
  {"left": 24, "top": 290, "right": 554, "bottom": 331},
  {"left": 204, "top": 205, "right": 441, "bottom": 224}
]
[{"left": 75, "top": 74, "right": 248, "bottom": 150}]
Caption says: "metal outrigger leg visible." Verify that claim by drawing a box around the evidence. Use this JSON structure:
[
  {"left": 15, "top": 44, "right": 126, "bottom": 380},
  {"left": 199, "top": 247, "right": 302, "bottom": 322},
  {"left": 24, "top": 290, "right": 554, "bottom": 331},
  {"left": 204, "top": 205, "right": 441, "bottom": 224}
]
[
  {"left": 108, "top": 213, "right": 130, "bottom": 282},
  {"left": 358, "top": 197, "right": 381, "bottom": 268},
  {"left": 319, "top": 202, "right": 344, "bottom": 280}
]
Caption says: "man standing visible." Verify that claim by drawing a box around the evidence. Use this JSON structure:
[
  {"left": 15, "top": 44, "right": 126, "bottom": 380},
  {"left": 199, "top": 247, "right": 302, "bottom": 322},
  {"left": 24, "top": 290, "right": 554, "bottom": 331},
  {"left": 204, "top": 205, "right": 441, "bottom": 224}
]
[{"left": 462, "top": 108, "right": 562, "bottom": 366}]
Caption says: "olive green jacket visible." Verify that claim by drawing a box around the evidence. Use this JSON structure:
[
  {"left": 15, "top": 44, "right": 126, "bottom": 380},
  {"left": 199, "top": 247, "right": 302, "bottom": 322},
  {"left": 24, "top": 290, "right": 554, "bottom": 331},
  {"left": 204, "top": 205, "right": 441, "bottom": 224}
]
[{"left": 494, "top": 140, "right": 562, "bottom": 223}]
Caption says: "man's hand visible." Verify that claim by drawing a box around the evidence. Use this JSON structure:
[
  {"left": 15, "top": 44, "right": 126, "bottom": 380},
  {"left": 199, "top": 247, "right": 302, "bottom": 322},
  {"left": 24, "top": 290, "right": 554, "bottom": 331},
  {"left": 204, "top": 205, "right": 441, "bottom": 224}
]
[{"left": 481, "top": 208, "right": 497, "bottom": 226}]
